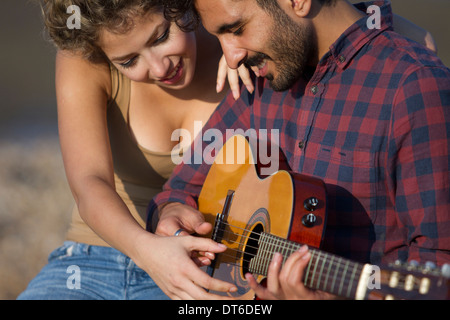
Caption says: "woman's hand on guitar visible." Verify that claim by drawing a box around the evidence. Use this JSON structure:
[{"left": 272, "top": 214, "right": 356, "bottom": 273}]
[
  {"left": 216, "top": 55, "right": 255, "bottom": 100},
  {"left": 155, "top": 202, "right": 218, "bottom": 266},
  {"left": 246, "top": 245, "right": 335, "bottom": 300},
  {"left": 155, "top": 202, "right": 211, "bottom": 237},
  {"left": 143, "top": 202, "right": 238, "bottom": 299},
  {"left": 135, "top": 231, "right": 237, "bottom": 300}
]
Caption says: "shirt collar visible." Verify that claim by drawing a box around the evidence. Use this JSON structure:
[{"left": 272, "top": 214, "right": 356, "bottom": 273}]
[{"left": 328, "top": 0, "right": 394, "bottom": 69}]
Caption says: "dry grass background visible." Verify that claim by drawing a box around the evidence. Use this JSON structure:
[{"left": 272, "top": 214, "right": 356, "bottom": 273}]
[
  {"left": 0, "top": 1, "right": 73, "bottom": 299},
  {"left": 0, "top": 137, "right": 73, "bottom": 299}
]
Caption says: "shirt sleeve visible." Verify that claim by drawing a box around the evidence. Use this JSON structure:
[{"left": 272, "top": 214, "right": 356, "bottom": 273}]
[
  {"left": 147, "top": 85, "right": 253, "bottom": 230},
  {"left": 388, "top": 64, "right": 450, "bottom": 264}
]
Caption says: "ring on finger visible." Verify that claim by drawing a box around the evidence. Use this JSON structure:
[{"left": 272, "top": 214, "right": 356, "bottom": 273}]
[{"left": 174, "top": 228, "right": 184, "bottom": 237}]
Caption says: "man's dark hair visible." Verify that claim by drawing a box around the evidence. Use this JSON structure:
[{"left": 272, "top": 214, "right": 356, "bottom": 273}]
[{"left": 163, "top": 0, "right": 335, "bottom": 31}]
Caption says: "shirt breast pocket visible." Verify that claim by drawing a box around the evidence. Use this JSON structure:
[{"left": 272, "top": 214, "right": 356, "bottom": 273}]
[
  {"left": 307, "top": 144, "right": 380, "bottom": 229},
  {"left": 315, "top": 145, "right": 378, "bottom": 201}
]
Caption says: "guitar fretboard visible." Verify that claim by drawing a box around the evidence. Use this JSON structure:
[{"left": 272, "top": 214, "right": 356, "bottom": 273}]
[{"left": 249, "top": 232, "right": 365, "bottom": 299}]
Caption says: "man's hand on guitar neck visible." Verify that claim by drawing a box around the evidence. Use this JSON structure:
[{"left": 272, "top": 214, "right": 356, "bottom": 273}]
[{"left": 246, "top": 245, "right": 336, "bottom": 300}]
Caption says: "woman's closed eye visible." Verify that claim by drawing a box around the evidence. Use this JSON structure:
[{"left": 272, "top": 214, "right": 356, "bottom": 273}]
[
  {"left": 120, "top": 56, "right": 139, "bottom": 69},
  {"left": 117, "top": 24, "right": 171, "bottom": 70},
  {"left": 154, "top": 27, "right": 170, "bottom": 45}
]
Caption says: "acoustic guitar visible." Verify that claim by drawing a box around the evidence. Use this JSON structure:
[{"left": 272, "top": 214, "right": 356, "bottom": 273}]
[{"left": 198, "top": 135, "right": 449, "bottom": 300}]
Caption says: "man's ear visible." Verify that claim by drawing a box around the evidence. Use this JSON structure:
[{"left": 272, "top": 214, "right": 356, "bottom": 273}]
[{"left": 279, "top": 0, "right": 312, "bottom": 18}]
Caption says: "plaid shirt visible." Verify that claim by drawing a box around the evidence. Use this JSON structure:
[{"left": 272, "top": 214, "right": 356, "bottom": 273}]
[{"left": 149, "top": 1, "right": 450, "bottom": 266}]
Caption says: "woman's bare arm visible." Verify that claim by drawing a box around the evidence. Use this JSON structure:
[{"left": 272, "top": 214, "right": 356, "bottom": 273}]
[{"left": 55, "top": 51, "right": 236, "bottom": 299}]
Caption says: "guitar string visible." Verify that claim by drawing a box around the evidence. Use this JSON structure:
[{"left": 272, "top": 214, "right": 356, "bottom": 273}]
[
  {"left": 216, "top": 223, "right": 366, "bottom": 273},
  {"left": 214, "top": 227, "right": 366, "bottom": 295},
  {"left": 214, "top": 225, "right": 424, "bottom": 294},
  {"left": 212, "top": 248, "right": 419, "bottom": 297},
  {"left": 214, "top": 248, "right": 366, "bottom": 296},
  {"left": 217, "top": 237, "right": 420, "bottom": 294},
  {"left": 212, "top": 222, "right": 422, "bottom": 293},
  {"left": 215, "top": 223, "right": 361, "bottom": 272},
  {"left": 216, "top": 221, "right": 315, "bottom": 258},
  {"left": 218, "top": 245, "right": 421, "bottom": 296}
]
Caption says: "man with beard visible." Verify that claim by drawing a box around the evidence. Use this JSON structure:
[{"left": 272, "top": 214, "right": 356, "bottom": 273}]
[{"left": 148, "top": 0, "right": 450, "bottom": 299}]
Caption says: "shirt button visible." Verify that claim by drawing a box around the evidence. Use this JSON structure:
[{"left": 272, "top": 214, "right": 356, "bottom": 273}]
[
  {"left": 311, "top": 85, "right": 318, "bottom": 95},
  {"left": 298, "top": 140, "right": 305, "bottom": 150},
  {"left": 339, "top": 55, "right": 346, "bottom": 63}
]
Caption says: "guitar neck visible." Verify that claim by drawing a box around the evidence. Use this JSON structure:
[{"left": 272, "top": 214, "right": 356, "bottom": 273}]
[{"left": 249, "top": 232, "right": 367, "bottom": 299}]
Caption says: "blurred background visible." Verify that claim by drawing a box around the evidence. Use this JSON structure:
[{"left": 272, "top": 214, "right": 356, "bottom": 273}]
[{"left": 0, "top": 0, "right": 449, "bottom": 300}]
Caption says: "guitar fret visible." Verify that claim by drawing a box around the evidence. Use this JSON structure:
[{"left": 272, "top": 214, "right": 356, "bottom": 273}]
[
  {"left": 338, "top": 260, "right": 350, "bottom": 296},
  {"left": 262, "top": 234, "right": 272, "bottom": 275},
  {"left": 330, "top": 256, "right": 341, "bottom": 293},
  {"left": 268, "top": 235, "right": 276, "bottom": 274},
  {"left": 284, "top": 241, "right": 291, "bottom": 262},
  {"left": 261, "top": 235, "right": 269, "bottom": 275},
  {"left": 277, "top": 236, "right": 286, "bottom": 265},
  {"left": 289, "top": 242, "right": 300, "bottom": 258},
  {"left": 271, "top": 235, "right": 278, "bottom": 272},
  {"left": 256, "top": 234, "right": 266, "bottom": 275},
  {"left": 304, "top": 252, "right": 313, "bottom": 286},
  {"left": 323, "top": 254, "right": 335, "bottom": 293},
  {"left": 347, "top": 262, "right": 359, "bottom": 298},
  {"left": 251, "top": 234, "right": 258, "bottom": 274},
  {"left": 310, "top": 251, "right": 321, "bottom": 288},
  {"left": 270, "top": 235, "right": 278, "bottom": 272},
  {"left": 316, "top": 251, "right": 328, "bottom": 290}
]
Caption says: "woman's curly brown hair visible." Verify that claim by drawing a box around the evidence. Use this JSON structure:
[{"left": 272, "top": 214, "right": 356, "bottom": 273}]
[
  {"left": 39, "top": 0, "right": 166, "bottom": 63},
  {"left": 162, "top": 0, "right": 199, "bottom": 32}
]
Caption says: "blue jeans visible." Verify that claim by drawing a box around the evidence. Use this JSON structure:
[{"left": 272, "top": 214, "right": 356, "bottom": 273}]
[{"left": 17, "top": 241, "right": 170, "bottom": 300}]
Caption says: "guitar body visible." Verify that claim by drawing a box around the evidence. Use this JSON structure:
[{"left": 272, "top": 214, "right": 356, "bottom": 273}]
[{"left": 198, "top": 135, "right": 327, "bottom": 299}]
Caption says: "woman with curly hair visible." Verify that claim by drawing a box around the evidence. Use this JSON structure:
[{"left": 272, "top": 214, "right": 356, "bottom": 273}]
[{"left": 18, "top": 0, "right": 250, "bottom": 300}]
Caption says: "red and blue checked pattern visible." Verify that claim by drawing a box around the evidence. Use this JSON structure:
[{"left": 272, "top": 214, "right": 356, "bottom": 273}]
[{"left": 149, "top": 1, "right": 450, "bottom": 266}]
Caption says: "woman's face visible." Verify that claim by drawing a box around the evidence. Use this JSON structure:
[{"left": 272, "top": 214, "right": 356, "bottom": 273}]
[{"left": 99, "top": 11, "right": 197, "bottom": 89}]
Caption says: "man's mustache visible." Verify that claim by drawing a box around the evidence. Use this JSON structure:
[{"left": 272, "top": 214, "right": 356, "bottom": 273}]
[{"left": 244, "top": 52, "right": 272, "bottom": 68}]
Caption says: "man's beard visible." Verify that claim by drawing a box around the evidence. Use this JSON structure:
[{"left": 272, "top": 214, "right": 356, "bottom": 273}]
[{"left": 246, "top": 10, "right": 314, "bottom": 92}]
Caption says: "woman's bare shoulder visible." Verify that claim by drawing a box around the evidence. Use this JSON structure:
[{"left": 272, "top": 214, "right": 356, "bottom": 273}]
[{"left": 55, "top": 50, "right": 112, "bottom": 98}]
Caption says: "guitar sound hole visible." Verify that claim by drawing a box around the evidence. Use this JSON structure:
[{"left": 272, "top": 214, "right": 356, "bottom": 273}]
[{"left": 242, "top": 223, "right": 264, "bottom": 277}]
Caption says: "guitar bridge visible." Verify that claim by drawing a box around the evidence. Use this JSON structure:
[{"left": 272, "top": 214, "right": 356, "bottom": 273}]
[{"left": 207, "top": 190, "right": 235, "bottom": 277}]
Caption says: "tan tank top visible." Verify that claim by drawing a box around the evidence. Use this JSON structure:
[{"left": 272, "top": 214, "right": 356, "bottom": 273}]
[{"left": 65, "top": 67, "right": 178, "bottom": 247}]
